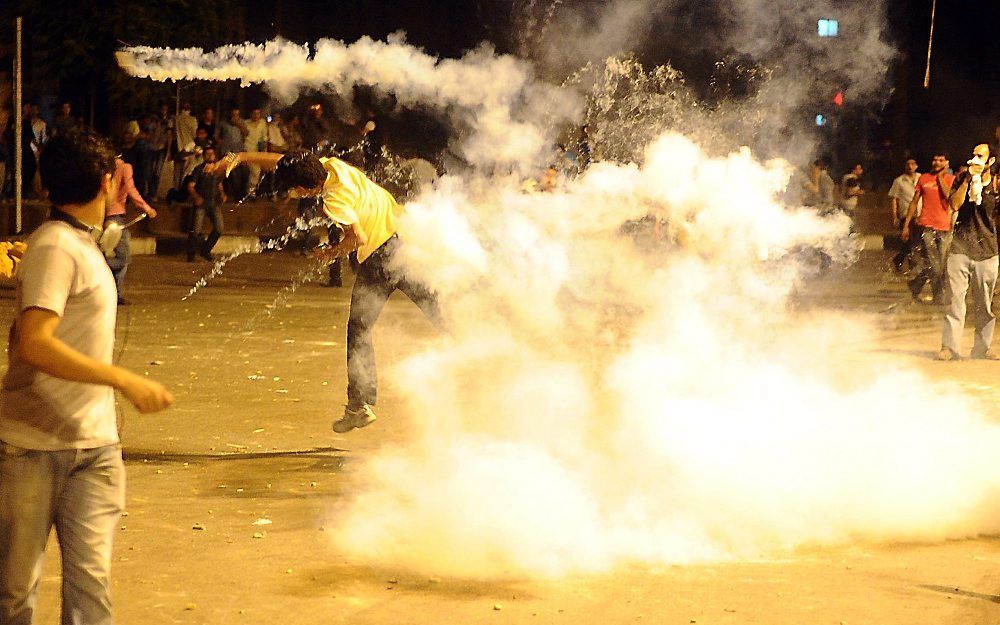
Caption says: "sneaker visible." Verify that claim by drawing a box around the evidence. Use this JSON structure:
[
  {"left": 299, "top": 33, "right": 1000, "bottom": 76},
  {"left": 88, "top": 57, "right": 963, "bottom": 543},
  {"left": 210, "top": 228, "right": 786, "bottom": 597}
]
[
  {"left": 332, "top": 404, "right": 377, "bottom": 433},
  {"left": 936, "top": 347, "right": 959, "bottom": 361}
]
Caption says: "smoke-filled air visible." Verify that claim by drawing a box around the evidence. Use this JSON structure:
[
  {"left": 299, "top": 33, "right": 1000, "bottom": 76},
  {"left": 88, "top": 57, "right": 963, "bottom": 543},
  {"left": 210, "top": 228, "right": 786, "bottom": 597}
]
[{"left": 119, "top": 0, "right": 1000, "bottom": 579}]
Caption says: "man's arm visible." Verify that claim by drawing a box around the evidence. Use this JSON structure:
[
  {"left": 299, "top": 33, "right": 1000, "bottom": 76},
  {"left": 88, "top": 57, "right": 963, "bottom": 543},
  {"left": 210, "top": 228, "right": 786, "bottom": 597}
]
[
  {"left": 17, "top": 308, "right": 173, "bottom": 413},
  {"left": 187, "top": 178, "right": 204, "bottom": 206},
  {"left": 901, "top": 187, "right": 922, "bottom": 241},
  {"left": 314, "top": 223, "right": 365, "bottom": 263},
  {"left": 938, "top": 172, "right": 954, "bottom": 199},
  {"left": 123, "top": 165, "right": 156, "bottom": 217},
  {"left": 206, "top": 152, "right": 284, "bottom": 176},
  {"left": 949, "top": 173, "right": 971, "bottom": 211}
]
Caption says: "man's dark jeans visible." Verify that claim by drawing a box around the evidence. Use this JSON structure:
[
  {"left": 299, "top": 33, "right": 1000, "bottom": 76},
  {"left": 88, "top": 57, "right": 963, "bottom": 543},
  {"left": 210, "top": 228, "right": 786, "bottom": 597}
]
[
  {"left": 908, "top": 225, "right": 952, "bottom": 302},
  {"left": 346, "top": 235, "right": 440, "bottom": 410}
]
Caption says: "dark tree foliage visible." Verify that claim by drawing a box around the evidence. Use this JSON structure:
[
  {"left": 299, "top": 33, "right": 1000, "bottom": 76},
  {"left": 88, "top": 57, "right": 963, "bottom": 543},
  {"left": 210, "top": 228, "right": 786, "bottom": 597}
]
[{"left": 1, "top": 0, "right": 237, "bottom": 121}]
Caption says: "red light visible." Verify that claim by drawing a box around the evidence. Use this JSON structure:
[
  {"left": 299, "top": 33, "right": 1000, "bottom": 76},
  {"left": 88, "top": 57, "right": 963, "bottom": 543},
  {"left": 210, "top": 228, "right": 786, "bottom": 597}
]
[{"left": 832, "top": 91, "right": 844, "bottom": 107}]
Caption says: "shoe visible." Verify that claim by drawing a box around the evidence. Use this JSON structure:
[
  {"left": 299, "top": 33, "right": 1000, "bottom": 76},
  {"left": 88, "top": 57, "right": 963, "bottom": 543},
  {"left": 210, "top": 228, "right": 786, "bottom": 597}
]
[
  {"left": 971, "top": 350, "right": 1000, "bottom": 360},
  {"left": 332, "top": 404, "right": 377, "bottom": 433},
  {"left": 915, "top": 293, "right": 934, "bottom": 304},
  {"left": 936, "top": 347, "right": 959, "bottom": 361}
]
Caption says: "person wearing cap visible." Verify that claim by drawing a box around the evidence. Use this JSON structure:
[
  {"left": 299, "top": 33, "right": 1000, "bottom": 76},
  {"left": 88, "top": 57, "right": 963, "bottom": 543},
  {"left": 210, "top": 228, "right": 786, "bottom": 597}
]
[{"left": 206, "top": 149, "right": 440, "bottom": 433}]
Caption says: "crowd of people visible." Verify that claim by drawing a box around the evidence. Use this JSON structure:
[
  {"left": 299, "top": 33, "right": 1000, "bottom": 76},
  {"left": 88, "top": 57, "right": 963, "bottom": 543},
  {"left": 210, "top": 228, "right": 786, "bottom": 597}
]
[{"left": 888, "top": 144, "right": 1000, "bottom": 361}]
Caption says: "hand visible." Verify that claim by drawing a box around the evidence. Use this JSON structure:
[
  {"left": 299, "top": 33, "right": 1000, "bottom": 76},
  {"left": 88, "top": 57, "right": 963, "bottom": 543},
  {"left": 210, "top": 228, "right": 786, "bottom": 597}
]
[
  {"left": 145, "top": 207, "right": 157, "bottom": 219},
  {"left": 901, "top": 224, "right": 910, "bottom": 241},
  {"left": 310, "top": 245, "right": 339, "bottom": 264},
  {"left": 193, "top": 196, "right": 204, "bottom": 207},
  {"left": 119, "top": 372, "right": 174, "bottom": 413}
]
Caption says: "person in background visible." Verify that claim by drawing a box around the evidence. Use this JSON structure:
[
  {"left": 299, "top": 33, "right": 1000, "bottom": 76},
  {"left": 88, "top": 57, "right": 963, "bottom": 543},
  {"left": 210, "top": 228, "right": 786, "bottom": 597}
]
[
  {"left": 217, "top": 105, "right": 249, "bottom": 200},
  {"left": 938, "top": 144, "right": 1000, "bottom": 361},
  {"left": 802, "top": 158, "right": 836, "bottom": 212},
  {"left": 198, "top": 106, "right": 217, "bottom": 142},
  {"left": 172, "top": 101, "right": 198, "bottom": 193},
  {"left": 839, "top": 163, "right": 865, "bottom": 215},
  {"left": 902, "top": 152, "right": 955, "bottom": 304},
  {"left": 186, "top": 146, "right": 227, "bottom": 261},
  {"left": 106, "top": 157, "right": 157, "bottom": 305},
  {"left": 51, "top": 101, "right": 74, "bottom": 138},
  {"left": 244, "top": 108, "right": 269, "bottom": 188},
  {"left": 889, "top": 157, "right": 920, "bottom": 271}
]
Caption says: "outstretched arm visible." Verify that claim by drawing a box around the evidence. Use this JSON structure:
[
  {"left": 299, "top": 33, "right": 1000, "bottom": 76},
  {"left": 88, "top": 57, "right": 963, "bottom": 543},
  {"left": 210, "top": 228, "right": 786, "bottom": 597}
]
[{"left": 205, "top": 152, "right": 284, "bottom": 176}]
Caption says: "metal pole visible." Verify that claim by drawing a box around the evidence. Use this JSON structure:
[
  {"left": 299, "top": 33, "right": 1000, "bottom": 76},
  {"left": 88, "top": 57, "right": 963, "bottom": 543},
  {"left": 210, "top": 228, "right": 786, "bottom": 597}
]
[
  {"left": 923, "top": 0, "right": 937, "bottom": 89},
  {"left": 14, "top": 16, "right": 23, "bottom": 234}
]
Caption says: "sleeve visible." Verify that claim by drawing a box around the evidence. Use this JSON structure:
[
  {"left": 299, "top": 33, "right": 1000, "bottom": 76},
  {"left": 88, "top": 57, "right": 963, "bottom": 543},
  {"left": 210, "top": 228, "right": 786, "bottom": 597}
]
[
  {"left": 887, "top": 178, "right": 902, "bottom": 201},
  {"left": 18, "top": 244, "right": 77, "bottom": 317}
]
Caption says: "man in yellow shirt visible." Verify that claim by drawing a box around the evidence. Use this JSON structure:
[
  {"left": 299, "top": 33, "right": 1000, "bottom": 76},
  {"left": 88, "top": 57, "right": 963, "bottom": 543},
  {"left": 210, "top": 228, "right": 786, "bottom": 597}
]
[{"left": 209, "top": 150, "right": 439, "bottom": 432}]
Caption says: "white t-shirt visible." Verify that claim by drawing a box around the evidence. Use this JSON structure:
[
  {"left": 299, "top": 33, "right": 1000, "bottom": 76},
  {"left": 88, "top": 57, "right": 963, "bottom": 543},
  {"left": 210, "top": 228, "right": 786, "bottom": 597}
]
[
  {"left": 889, "top": 173, "right": 921, "bottom": 220},
  {"left": 0, "top": 221, "right": 118, "bottom": 450},
  {"left": 267, "top": 124, "right": 286, "bottom": 149},
  {"left": 245, "top": 119, "right": 268, "bottom": 152}
]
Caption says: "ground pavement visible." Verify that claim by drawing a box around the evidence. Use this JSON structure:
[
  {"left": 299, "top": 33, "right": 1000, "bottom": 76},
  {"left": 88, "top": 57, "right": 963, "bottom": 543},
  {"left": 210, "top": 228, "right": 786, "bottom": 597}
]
[{"left": 6, "top": 249, "right": 1000, "bottom": 625}]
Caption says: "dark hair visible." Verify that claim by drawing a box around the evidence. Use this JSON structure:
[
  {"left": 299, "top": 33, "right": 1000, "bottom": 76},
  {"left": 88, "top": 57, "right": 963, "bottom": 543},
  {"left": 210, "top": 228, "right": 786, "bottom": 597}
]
[
  {"left": 932, "top": 151, "right": 949, "bottom": 160},
  {"left": 40, "top": 130, "right": 116, "bottom": 205},
  {"left": 274, "top": 151, "right": 326, "bottom": 194}
]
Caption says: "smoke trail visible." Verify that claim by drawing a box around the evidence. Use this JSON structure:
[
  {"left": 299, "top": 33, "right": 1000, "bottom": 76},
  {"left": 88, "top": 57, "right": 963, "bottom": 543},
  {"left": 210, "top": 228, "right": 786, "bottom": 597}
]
[{"left": 116, "top": 35, "right": 581, "bottom": 171}]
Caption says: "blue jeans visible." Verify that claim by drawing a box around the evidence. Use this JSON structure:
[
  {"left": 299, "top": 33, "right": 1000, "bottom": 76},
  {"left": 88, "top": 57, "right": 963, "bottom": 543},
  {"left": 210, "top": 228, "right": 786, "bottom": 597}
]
[
  {"left": 0, "top": 443, "right": 125, "bottom": 625},
  {"left": 103, "top": 216, "right": 131, "bottom": 299}
]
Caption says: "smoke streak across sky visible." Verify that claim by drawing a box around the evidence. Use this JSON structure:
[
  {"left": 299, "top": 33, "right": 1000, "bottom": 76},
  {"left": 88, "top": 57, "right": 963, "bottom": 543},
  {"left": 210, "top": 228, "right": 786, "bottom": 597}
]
[{"left": 117, "top": 0, "right": 1000, "bottom": 578}]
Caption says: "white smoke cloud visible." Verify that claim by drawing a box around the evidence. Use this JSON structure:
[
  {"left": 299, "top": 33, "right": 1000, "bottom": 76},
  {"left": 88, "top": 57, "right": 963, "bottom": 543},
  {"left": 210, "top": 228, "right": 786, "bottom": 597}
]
[{"left": 327, "top": 134, "right": 1000, "bottom": 578}]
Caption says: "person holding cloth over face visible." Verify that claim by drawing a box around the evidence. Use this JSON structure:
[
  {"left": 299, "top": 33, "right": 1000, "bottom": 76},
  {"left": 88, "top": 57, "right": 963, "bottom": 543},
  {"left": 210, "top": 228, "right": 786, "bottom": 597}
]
[{"left": 938, "top": 144, "right": 1000, "bottom": 360}]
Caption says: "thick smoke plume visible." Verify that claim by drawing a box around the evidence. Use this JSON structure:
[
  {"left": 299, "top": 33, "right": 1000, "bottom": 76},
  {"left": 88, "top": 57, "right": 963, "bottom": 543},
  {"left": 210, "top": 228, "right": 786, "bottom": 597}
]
[
  {"left": 330, "top": 134, "right": 1000, "bottom": 578},
  {"left": 118, "top": 0, "right": 1000, "bottom": 580}
]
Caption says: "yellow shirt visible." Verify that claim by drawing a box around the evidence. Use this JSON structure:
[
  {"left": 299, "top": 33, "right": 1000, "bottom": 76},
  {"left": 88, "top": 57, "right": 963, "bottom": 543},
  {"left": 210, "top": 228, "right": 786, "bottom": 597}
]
[{"left": 319, "top": 157, "right": 403, "bottom": 263}]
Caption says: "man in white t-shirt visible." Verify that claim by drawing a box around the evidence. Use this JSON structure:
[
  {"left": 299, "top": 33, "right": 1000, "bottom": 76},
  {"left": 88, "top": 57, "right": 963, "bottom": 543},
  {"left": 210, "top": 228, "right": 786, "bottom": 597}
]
[
  {"left": 0, "top": 130, "right": 173, "bottom": 624},
  {"left": 244, "top": 108, "right": 269, "bottom": 188},
  {"left": 839, "top": 163, "right": 865, "bottom": 213},
  {"left": 888, "top": 158, "right": 921, "bottom": 271}
]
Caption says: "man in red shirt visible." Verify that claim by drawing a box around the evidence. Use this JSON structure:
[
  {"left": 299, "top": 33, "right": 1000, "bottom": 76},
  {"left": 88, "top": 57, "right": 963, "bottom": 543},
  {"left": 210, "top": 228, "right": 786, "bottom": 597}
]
[{"left": 901, "top": 152, "right": 955, "bottom": 304}]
